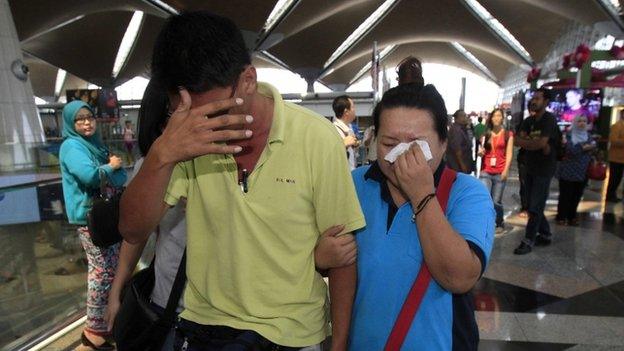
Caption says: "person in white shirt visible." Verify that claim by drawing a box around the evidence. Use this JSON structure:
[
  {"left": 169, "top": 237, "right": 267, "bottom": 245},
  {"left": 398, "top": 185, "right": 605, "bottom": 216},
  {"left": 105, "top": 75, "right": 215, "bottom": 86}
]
[{"left": 332, "top": 95, "right": 360, "bottom": 170}]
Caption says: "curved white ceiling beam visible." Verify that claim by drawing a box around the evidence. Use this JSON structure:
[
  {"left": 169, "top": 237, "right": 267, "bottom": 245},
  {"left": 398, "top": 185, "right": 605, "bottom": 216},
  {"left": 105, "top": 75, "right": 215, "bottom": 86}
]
[
  {"left": 281, "top": 0, "right": 373, "bottom": 40},
  {"left": 15, "top": 1, "right": 162, "bottom": 43},
  {"left": 460, "top": 0, "right": 533, "bottom": 65},
  {"left": 255, "top": 0, "right": 302, "bottom": 51},
  {"left": 322, "top": 0, "right": 401, "bottom": 75}
]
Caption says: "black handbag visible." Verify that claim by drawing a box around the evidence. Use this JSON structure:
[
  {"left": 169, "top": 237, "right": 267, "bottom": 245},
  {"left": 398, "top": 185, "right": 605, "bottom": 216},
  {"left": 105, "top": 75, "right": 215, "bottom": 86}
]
[
  {"left": 87, "top": 169, "right": 123, "bottom": 247},
  {"left": 113, "top": 251, "right": 187, "bottom": 351}
]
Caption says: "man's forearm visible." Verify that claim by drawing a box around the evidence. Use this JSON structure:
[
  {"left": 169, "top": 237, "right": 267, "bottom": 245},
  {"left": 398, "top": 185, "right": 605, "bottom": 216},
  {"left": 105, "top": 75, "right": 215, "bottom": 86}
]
[
  {"left": 328, "top": 263, "right": 356, "bottom": 351},
  {"left": 119, "top": 139, "right": 174, "bottom": 243},
  {"left": 109, "top": 240, "right": 147, "bottom": 300},
  {"left": 514, "top": 137, "right": 545, "bottom": 151}
]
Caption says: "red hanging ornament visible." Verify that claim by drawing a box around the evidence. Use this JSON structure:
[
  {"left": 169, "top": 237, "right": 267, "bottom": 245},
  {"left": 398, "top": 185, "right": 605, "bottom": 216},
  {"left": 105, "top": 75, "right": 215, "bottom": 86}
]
[
  {"left": 573, "top": 44, "right": 590, "bottom": 69},
  {"left": 526, "top": 66, "right": 541, "bottom": 83}
]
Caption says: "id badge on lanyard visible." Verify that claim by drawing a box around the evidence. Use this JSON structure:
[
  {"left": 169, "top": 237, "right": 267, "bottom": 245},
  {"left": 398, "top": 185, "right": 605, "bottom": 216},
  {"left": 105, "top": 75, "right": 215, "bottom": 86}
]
[
  {"left": 490, "top": 157, "right": 497, "bottom": 167},
  {"left": 489, "top": 134, "right": 498, "bottom": 167}
]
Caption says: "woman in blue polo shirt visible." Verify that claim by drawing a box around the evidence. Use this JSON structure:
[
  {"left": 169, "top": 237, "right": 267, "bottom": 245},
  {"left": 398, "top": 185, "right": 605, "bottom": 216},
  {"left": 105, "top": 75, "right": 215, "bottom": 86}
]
[{"left": 349, "top": 83, "right": 494, "bottom": 350}]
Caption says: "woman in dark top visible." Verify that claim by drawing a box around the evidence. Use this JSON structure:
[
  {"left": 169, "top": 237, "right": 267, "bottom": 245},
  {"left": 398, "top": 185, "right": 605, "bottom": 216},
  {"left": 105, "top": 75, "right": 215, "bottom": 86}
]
[{"left": 556, "top": 115, "right": 596, "bottom": 226}]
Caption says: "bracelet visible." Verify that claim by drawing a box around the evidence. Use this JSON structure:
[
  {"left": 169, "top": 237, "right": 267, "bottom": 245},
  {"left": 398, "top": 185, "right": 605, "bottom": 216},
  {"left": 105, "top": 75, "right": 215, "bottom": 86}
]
[{"left": 411, "top": 193, "right": 436, "bottom": 222}]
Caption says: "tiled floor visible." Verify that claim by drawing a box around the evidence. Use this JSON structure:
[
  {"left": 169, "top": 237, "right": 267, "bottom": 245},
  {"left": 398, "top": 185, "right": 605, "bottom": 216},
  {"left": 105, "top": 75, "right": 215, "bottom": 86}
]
[{"left": 474, "top": 174, "right": 624, "bottom": 350}]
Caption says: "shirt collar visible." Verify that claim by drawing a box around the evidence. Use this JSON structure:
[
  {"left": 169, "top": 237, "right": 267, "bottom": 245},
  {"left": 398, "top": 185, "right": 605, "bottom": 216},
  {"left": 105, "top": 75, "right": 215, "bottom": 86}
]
[
  {"left": 333, "top": 118, "right": 352, "bottom": 133},
  {"left": 257, "top": 82, "right": 285, "bottom": 145}
]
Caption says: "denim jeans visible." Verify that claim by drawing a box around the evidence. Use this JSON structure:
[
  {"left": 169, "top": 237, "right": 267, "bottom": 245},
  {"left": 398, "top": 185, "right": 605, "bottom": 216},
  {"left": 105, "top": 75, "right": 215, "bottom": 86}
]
[
  {"left": 524, "top": 173, "right": 553, "bottom": 245},
  {"left": 480, "top": 172, "right": 506, "bottom": 227}
]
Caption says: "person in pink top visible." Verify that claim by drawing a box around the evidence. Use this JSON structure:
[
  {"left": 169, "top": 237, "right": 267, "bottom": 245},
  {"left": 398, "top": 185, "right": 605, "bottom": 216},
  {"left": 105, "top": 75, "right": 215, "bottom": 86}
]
[{"left": 479, "top": 108, "right": 514, "bottom": 234}]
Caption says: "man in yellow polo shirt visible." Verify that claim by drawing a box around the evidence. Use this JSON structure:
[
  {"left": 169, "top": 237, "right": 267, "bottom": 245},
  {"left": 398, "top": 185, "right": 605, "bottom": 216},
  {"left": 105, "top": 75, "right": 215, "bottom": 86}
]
[{"left": 119, "top": 11, "right": 365, "bottom": 351}]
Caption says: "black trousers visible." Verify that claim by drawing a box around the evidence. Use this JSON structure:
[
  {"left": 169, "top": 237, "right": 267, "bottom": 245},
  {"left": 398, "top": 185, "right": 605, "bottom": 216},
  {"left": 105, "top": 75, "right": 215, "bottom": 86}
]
[
  {"left": 606, "top": 162, "right": 624, "bottom": 199},
  {"left": 518, "top": 159, "right": 529, "bottom": 211},
  {"left": 556, "top": 179, "right": 587, "bottom": 221}
]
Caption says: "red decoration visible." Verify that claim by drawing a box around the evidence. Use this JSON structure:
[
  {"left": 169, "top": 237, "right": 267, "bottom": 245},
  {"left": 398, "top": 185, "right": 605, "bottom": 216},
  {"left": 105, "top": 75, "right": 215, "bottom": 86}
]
[
  {"left": 526, "top": 66, "right": 541, "bottom": 83},
  {"left": 573, "top": 44, "right": 590, "bottom": 68}
]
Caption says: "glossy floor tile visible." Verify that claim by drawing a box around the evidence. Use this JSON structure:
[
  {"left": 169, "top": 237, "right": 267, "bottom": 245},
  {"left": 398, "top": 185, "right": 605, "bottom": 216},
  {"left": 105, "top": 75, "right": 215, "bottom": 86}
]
[{"left": 477, "top": 175, "right": 624, "bottom": 349}]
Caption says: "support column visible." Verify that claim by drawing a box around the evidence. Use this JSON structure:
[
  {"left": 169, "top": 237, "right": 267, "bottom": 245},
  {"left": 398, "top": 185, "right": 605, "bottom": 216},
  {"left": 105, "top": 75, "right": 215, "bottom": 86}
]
[
  {"left": 294, "top": 67, "right": 321, "bottom": 94},
  {"left": 0, "top": 0, "right": 45, "bottom": 171},
  {"left": 459, "top": 77, "right": 466, "bottom": 110}
]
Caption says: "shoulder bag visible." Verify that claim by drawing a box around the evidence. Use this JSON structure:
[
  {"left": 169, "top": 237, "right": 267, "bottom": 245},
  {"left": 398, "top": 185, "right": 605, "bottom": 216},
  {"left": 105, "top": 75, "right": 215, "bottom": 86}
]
[
  {"left": 114, "top": 251, "right": 187, "bottom": 351},
  {"left": 87, "top": 169, "right": 123, "bottom": 247}
]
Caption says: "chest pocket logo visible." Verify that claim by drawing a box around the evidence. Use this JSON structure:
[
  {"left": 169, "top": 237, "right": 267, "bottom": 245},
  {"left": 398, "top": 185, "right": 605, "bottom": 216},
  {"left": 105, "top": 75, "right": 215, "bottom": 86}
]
[{"left": 275, "top": 177, "right": 296, "bottom": 184}]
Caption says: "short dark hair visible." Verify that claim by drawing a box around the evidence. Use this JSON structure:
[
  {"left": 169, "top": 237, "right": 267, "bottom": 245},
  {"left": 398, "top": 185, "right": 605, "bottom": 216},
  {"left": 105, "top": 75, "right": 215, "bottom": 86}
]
[
  {"left": 332, "top": 95, "right": 352, "bottom": 118},
  {"left": 373, "top": 84, "right": 448, "bottom": 141},
  {"left": 453, "top": 109, "right": 465, "bottom": 119},
  {"left": 534, "top": 87, "right": 552, "bottom": 102},
  {"left": 137, "top": 79, "right": 169, "bottom": 156},
  {"left": 151, "top": 11, "right": 251, "bottom": 93},
  {"left": 397, "top": 56, "right": 424, "bottom": 88}
]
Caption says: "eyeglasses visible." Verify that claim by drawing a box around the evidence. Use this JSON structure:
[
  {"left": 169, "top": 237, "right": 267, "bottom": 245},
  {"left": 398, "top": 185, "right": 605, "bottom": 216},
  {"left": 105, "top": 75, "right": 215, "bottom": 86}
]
[{"left": 74, "top": 115, "right": 95, "bottom": 125}]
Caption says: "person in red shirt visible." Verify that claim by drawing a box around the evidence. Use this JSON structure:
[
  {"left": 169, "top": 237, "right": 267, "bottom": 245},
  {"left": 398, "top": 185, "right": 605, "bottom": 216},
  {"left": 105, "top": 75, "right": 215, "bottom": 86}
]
[{"left": 479, "top": 108, "right": 514, "bottom": 233}]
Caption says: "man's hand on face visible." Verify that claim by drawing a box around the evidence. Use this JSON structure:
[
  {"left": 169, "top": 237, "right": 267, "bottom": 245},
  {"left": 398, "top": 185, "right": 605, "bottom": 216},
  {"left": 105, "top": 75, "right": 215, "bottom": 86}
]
[{"left": 156, "top": 88, "right": 254, "bottom": 164}]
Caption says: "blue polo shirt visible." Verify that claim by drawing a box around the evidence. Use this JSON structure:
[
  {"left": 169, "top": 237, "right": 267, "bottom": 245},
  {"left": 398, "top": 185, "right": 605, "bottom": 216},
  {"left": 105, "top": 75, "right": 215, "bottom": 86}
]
[{"left": 349, "top": 162, "right": 494, "bottom": 351}]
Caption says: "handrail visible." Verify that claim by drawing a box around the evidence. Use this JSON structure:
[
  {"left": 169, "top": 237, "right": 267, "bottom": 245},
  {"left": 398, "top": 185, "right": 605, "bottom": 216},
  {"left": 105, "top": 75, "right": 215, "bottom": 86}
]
[
  {"left": 0, "top": 173, "right": 63, "bottom": 192},
  {"left": 0, "top": 165, "right": 134, "bottom": 192}
]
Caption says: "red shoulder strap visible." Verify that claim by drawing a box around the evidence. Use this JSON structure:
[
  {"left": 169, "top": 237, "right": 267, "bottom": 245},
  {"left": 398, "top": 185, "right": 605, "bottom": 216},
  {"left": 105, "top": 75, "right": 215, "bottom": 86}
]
[{"left": 384, "top": 167, "right": 457, "bottom": 351}]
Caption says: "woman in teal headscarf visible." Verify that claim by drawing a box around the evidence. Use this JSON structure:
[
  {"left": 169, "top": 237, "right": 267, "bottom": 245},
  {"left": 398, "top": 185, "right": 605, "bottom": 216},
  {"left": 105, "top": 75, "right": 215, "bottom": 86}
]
[{"left": 59, "top": 100, "right": 126, "bottom": 350}]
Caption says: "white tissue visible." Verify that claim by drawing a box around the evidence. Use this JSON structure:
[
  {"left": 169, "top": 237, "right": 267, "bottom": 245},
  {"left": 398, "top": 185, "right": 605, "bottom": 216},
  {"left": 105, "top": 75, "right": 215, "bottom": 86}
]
[{"left": 384, "top": 140, "right": 433, "bottom": 163}]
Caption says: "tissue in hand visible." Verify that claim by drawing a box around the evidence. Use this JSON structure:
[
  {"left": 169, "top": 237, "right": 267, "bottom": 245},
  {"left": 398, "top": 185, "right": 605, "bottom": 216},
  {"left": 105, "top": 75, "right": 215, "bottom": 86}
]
[{"left": 384, "top": 140, "right": 433, "bottom": 163}]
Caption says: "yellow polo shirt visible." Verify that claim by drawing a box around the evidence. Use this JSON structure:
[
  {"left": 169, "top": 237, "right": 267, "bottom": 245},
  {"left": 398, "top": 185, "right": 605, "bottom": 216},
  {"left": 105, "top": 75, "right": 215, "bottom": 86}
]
[
  {"left": 164, "top": 82, "right": 365, "bottom": 347},
  {"left": 609, "top": 120, "right": 624, "bottom": 163}
]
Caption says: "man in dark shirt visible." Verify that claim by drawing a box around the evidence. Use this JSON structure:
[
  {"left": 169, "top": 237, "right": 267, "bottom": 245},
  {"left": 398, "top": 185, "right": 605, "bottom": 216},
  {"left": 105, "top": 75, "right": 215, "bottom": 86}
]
[
  {"left": 513, "top": 88, "right": 559, "bottom": 255},
  {"left": 447, "top": 110, "right": 474, "bottom": 174}
]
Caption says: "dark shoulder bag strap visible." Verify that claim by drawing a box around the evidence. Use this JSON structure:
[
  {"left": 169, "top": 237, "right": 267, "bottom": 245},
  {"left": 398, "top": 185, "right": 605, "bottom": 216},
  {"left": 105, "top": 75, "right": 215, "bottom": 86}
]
[{"left": 384, "top": 167, "right": 457, "bottom": 351}]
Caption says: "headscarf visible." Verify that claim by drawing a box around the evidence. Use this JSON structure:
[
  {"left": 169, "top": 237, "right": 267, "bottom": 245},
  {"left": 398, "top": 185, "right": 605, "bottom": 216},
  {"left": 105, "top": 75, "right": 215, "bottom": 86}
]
[
  {"left": 570, "top": 114, "right": 589, "bottom": 145},
  {"left": 62, "top": 100, "right": 109, "bottom": 163}
]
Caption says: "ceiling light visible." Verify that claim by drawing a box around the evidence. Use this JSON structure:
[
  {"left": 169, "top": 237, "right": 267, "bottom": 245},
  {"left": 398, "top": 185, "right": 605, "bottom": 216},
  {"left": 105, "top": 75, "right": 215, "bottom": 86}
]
[
  {"left": 54, "top": 69, "right": 67, "bottom": 97},
  {"left": 147, "top": 0, "right": 179, "bottom": 15},
  {"left": 461, "top": 0, "right": 532, "bottom": 64},
  {"left": 261, "top": 0, "right": 299, "bottom": 36},
  {"left": 323, "top": 0, "right": 400, "bottom": 70},
  {"left": 112, "top": 11, "right": 144, "bottom": 79}
]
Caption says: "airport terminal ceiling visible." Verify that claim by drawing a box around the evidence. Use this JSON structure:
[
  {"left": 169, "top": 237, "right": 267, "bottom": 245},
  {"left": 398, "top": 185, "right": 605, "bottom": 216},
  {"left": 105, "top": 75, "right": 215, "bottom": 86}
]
[{"left": 8, "top": 0, "right": 622, "bottom": 98}]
